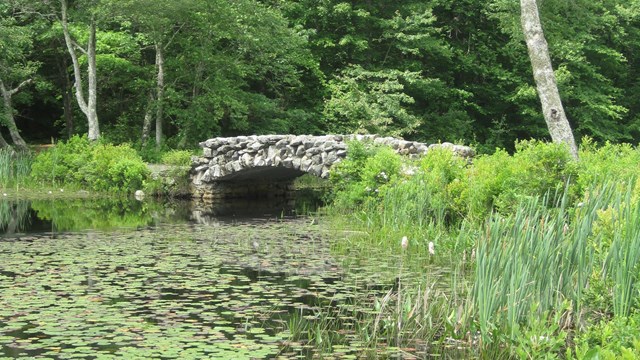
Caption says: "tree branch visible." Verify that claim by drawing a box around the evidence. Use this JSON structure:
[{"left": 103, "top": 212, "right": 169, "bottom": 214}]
[
  {"left": 9, "top": 79, "right": 33, "bottom": 96},
  {"left": 163, "top": 24, "right": 186, "bottom": 51},
  {"left": 60, "top": 0, "right": 89, "bottom": 115},
  {"left": 72, "top": 40, "right": 88, "bottom": 56}
]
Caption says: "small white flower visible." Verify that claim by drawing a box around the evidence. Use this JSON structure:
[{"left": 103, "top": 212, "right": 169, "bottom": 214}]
[
  {"left": 379, "top": 171, "right": 388, "bottom": 180},
  {"left": 428, "top": 241, "right": 435, "bottom": 256},
  {"left": 401, "top": 166, "right": 416, "bottom": 176},
  {"left": 2, "top": 193, "right": 6, "bottom": 197},
  {"left": 576, "top": 202, "right": 584, "bottom": 208},
  {"left": 365, "top": 186, "right": 372, "bottom": 192},
  {"left": 60, "top": 189, "right": 64, "bottom": 192},
  {"left": 48, "top": 191, "right": 52, "bottom": 194},
  {"left": 401, "top": 236, "right": 409, "bottom": 250}
]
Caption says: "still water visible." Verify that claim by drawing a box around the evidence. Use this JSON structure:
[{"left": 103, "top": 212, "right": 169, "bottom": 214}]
[{"left": 0, "top": 194, "right": 419, "bottom": 359}]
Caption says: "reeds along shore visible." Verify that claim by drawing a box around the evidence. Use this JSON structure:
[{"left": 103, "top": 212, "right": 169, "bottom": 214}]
[{"left": 317, "top": 140, "right": 640, "bottom": 358}]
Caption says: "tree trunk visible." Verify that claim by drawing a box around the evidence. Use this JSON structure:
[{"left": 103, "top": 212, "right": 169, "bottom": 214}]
[
  {"left": 141, "top": 92, "right": 154, "bottom": 146},
  {"left": 60, "top": 56, "right": 74, "bottom": 138},
  {"left": 86, "top": 16, "right": 100, "bottom": 140},
  {"left": 155, "top": 42, "right": 165, "bottom": 149},
  {"left": 60, "top": 0, "right": 100, "bottom": 141},
  {"left": 521, "top": 0, "right": 578, "bottom": 159},
  {"left": 0, "top": 131, "right": 10, "bottom": 149},
  {"left": 0, "top": 78, "right": 30, "bottom": 151}
]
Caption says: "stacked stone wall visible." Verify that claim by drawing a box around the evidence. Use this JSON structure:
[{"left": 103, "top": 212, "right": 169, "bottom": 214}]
[{"left": 192, "top": 134, "right": 473, "bottom": 185}]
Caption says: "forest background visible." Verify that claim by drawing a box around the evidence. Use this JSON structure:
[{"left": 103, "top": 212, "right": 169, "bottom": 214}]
[{"left": 1, "top": 0, "right": 639, "bottom": 155}]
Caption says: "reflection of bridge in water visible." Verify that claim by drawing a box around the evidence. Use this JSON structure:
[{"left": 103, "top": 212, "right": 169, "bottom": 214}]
[{"left": 190, "top": 134, "right": 474, "bottom": 200}]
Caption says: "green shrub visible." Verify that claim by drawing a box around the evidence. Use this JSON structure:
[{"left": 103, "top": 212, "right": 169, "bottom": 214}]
[
  {"left": 577, "top": 138, "right": 640, "bottom": 197},
  {"left": 31, "top": 135, "right": 92, "bottom": 185},
  {"left": 136, "top": 141, "right": 167, "bottom": 163},
  {"left": 161, "top": 150, "right": 193, "bottom": 166},
  {"left": 84, "top": 143, "right": 150, "bottom": 192},
  {"left": 464, "top": 140, "right": 578, "bottom": 218},
  {"left": 329, "top": 141, "right": 402, "bottom": 208},
  {"left": 573, "top": 315, "right": 640, "bottom": 359},
  {"left": 416, "top": 147, "right": 468, "bottom": 222},
  {"left": 31, "top": 135, "right": 149, "bottom": 193}
]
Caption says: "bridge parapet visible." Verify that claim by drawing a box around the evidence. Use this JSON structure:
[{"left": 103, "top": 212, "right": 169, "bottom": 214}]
[
  {"left": 192, "top": 134, "right": 473, "bottom": 183},
  {"left": 190, "top": 134, "right": 474, "bottom": 200}
]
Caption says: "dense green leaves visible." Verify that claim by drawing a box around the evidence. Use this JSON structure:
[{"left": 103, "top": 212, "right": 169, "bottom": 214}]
[
  {"left": 30, "top": 135, "right": 149, "bottom": 192},
  {"left": 1, "top": 0, "right": 640, "bottom": 150}
]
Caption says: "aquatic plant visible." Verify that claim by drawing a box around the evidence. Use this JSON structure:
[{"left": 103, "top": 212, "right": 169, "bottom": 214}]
[
  {"left": 603, "top": 182, "right": 640, "bottom": 317},
  {"left": 0, "top": 148, "right": 33, "bottom": 189}
]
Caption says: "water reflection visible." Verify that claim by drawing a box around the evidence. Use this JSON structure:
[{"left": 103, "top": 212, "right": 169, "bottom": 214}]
[
  {"left": 0, "top": 198, "right": 155, "bottom": 236},
  {"left": 0, "top": 200, "right": 31, "bottom": 235},
  {"left": 0, "top": 189, "right": 324, "bottom": 236}
]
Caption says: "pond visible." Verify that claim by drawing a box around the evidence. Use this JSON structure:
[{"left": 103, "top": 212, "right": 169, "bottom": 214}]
[{"left": 0, "top": 194, "right": 454, "bottom": 359}]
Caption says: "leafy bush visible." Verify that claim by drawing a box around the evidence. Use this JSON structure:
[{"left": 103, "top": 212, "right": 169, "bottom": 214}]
[
  {"left": 31, "top": 135, "right": 149, "bottom": 192},
  {"left": 137, "top": 141, "right": 166, "bottom": 163},
  {"left": 573, "top": 315, "right": 640, "bottom": 359},
  {"left": 416, "top": 147, "right": 468, "bottom": 222},
  {"left": 577, "top": 138, "right": 640, "bottom": 197},
  {"left": 31, "top": 135, "right": 93, "bottom": 185},
  {"left": 464, "top": 140, "right": 578, "bottom": 218},
  {"left": 161, "top": 150, "right": 193, "bottom": 166},
  {"left": 329, "top": 140, "right": 403, "bottom": 208}
]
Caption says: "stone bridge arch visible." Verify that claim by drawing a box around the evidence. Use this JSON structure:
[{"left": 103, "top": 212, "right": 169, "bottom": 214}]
[{"left": 191, "top": 134, "right": 473, "bottom": 200}]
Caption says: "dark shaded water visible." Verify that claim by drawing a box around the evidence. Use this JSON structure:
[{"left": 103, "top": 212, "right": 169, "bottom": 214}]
[{"left": 0, "top": 192, "right": 409, "bottom": 359}]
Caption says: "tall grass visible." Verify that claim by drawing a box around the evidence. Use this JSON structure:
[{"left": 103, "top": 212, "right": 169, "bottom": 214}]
[
  {"left": 323, "top": 141, "right": 640, "bottom": 357},
  {"left": 604, "top": 181, "right": 640, "bottom": 317},
  {"left": 473, "top": 181, "right": 627, "bottom": 347},
  {"left": 0, "top": 148, "right": 33, "bottom": 188}
]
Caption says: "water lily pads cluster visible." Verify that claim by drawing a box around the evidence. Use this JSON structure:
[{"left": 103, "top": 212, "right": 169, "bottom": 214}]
[{"left": 0, "top": 213, "right": 408, "bottom": 359}]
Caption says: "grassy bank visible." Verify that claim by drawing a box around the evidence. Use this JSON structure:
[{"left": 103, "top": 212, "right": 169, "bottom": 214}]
[{"left": 302, "top": 139, "right": 640, "bottom": 358}]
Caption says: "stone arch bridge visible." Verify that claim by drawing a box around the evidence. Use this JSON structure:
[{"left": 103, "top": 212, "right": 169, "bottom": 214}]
[{"left": 191, "top": 134, "right": 473, "bottom": 200}]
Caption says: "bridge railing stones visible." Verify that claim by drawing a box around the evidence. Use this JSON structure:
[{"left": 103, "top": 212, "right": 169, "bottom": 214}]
[{"left": 191, "top": 134, "right": 474, "bottom": 187}]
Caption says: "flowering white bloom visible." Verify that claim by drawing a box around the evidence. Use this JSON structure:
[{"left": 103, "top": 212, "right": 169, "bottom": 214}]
[
  {"left": 365, "top": 186, "right": 372, "bottom": 192},
  {"left": 379, "top": 172, "right": 388, "bottom": 180},
  {"left": 48, "top": 191, "right": 52, "bottom": 194},
  {"left": 401, "top": 236, "right": 409, "bottom": 250},
  {"left": 401, "top": 165, "right": 416, "bottom": 176},
  {"left": 2, "top": 193, "right": 6, "bottom": 197},
  {"left": 428, "top": 241, "right": 435, "bottom": 256}
]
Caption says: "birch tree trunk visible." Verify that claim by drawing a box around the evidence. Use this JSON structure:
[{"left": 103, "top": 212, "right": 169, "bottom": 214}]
[
  {"left": 0, "top": 78, "right": 30, "bottom": 150},
  {"left": 60, "top": 0, "right": 100, "bottom": 141},
  {"left": 521, "top": 0, "right": 578, "bottom": 159},
  {"left": 155, "top": 42, "right": 165, "bottom": 149},
  {"left": 86, "top": 16, "right": 100, "bottom": 140}
]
